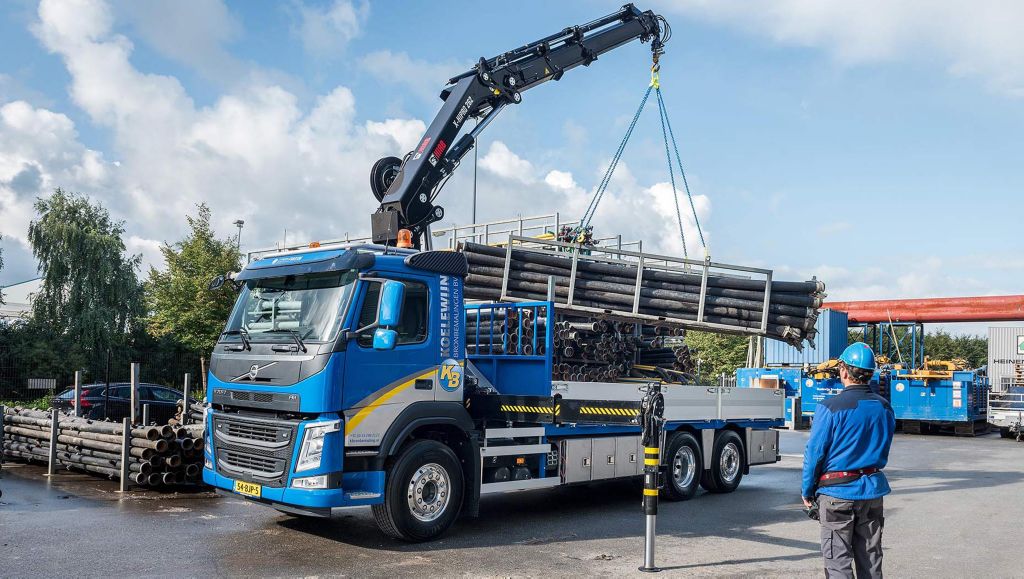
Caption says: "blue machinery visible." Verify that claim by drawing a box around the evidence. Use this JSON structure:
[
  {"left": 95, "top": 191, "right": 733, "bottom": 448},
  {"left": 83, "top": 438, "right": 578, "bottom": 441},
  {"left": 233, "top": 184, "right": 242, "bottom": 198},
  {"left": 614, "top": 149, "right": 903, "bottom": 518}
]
[{"left": 738, "top": 321, "right": 989, "bottom": 433}]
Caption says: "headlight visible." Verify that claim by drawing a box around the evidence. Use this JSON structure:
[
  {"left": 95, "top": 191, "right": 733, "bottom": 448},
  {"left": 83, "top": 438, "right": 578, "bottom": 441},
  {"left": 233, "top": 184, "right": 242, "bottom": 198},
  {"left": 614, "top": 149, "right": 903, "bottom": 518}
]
[
  {"left": 204, "top": 457, "right": 213, "bottom": 470},
  {"left": 292, "top": 475, "right": 329, "bottom": 489},
  {"left": 296, "top": 420, "right": 341, "bottom": 472}
]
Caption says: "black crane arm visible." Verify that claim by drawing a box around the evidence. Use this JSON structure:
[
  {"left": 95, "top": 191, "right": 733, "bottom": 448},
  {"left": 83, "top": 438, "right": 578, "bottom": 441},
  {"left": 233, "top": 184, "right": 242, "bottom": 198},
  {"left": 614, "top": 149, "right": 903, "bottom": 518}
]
[{"left": 370, "top": 4, "right": 667, "bottom": 247}]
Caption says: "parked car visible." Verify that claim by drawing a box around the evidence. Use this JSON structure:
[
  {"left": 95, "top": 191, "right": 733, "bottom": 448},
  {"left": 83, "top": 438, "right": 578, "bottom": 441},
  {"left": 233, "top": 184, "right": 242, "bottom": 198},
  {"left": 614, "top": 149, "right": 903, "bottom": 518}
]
[{"left": 51, "top": 383, "right": 198, "bottom": 424}]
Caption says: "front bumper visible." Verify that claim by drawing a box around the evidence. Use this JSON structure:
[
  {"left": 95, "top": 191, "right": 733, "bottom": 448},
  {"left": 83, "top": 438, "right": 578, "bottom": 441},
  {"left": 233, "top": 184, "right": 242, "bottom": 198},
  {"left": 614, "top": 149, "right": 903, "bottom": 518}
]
[{"left": 203, "top": 468, "right": 385, "bottom": 508}]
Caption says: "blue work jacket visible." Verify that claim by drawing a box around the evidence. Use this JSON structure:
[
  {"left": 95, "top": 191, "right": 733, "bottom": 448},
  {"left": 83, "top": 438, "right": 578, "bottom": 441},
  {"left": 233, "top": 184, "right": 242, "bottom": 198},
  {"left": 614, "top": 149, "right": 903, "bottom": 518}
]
[{"left": 801, "top": 384, "right": 896, "bottom": 501}]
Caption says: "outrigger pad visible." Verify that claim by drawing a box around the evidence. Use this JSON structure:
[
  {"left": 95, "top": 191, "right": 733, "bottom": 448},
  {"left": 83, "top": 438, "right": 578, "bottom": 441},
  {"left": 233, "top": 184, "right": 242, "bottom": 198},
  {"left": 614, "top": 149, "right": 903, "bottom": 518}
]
[
  {"left": 557, "top": 398, "right": 642, "bottom": 425},
  {"left": 467, "top": 393, "right": 556, "bottom": 424}
]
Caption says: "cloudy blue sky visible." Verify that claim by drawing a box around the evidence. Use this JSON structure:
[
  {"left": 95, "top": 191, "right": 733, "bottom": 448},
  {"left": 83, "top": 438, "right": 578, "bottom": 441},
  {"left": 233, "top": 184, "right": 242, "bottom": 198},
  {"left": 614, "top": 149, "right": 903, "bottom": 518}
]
[{"left": 1, "top": 0, "right": 1021, "bottom": 333}]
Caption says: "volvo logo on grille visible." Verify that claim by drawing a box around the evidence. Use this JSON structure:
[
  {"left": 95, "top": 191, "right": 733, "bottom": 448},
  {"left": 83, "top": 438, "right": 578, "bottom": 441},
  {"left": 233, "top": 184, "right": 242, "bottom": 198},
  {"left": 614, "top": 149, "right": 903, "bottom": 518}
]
[{"left": 231, "top": 361, "right": 278, "bottom": 382}]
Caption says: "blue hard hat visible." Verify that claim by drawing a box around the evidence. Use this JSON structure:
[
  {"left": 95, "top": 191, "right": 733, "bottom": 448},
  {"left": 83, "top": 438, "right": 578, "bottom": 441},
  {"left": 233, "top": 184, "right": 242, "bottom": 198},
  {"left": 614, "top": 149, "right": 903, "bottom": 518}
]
[{"left": 839, "top": 342, "right": 876, "bottom": 370}]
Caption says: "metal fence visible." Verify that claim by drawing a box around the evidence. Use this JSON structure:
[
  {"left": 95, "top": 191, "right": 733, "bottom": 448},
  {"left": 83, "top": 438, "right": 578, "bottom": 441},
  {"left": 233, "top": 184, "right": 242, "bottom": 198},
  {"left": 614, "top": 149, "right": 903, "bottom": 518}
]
[{"left": 0, "top": 348, "right": 204, "bottom": 405}]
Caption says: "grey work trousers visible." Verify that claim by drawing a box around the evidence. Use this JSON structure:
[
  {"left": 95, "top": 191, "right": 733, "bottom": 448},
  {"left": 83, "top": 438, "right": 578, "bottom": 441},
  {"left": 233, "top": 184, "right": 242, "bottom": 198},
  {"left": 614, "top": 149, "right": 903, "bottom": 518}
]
[{"left": 818, "top": 495, "right": 884, "bottom": 579}]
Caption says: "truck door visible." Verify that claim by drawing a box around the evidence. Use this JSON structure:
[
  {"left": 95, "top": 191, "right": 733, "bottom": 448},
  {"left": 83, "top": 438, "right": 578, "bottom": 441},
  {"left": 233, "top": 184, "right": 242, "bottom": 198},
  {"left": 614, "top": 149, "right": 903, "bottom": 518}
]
[{"left": 341, "top": 276, "right": 439, "bottom": 448}]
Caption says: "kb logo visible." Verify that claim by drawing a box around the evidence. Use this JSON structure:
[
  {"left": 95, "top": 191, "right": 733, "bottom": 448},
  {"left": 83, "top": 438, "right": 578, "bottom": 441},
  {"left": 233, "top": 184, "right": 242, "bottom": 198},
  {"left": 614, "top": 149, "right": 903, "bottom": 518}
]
[{"left": 438, "top": 359, "right": 463, "bottom": 392}]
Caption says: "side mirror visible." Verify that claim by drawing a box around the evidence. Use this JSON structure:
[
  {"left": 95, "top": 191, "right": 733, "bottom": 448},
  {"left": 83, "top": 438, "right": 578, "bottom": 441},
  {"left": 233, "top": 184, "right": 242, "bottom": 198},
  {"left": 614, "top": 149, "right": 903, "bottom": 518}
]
[
  {"left": 208, "top": 275, "right": 225, "bottom": 291},
  {"left": 373, "top": 328, "right": 397, "bottom": 351},
  {"left": 377, "top": 280, "right": 405, "bottom": 327}
]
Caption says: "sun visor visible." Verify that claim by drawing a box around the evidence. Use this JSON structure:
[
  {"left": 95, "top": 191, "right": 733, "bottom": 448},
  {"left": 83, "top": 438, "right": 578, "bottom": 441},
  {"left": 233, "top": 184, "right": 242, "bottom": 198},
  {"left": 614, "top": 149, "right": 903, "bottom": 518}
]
[{"left": 236, "top": 250, "right": 375, "bottom": 281}]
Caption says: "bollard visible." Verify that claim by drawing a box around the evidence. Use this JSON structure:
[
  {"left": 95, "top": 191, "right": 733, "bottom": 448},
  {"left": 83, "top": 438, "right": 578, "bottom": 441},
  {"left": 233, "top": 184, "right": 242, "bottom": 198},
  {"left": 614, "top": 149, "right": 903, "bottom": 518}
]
[
  {"left": 182, "top": 373, "right": 192, "bottom": 426},
  {"left": 119, "top": 417, "right": 131, "bottom": 493},
  {"left": 73, "top": 371, "right": 83, "bottom": 418},
  {"left": 142, "top": 403, "right": 150, "bottom": 426},
  {"left": 638, "top": 383, "right": 665, "bottom": 573},
  {"left": 47, "top": 408, "right": 59, "bottom": 476},
  {"left": 130, "top": 362, "right": 140, "bottom": 426}
]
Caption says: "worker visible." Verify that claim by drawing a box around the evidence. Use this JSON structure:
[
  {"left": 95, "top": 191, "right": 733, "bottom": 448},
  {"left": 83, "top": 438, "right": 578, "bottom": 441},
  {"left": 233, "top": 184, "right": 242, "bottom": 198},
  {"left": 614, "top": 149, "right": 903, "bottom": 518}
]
[{"left": 802, "top": 342, "right": 895, "bottom": 579}]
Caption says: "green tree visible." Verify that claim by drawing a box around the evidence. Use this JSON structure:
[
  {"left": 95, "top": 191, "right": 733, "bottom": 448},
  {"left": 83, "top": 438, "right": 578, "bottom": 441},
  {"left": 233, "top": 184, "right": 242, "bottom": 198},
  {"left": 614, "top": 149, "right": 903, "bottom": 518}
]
[
  {"left": 685, "top": 331, "right": 749, "bottom": 383},
  {"left": 923, "top": 330, "right": 987, "bottom": 368},
  {"left": 145, "top": 203, "right": 241, "bottom": 353},
  {"left": 28, "top": 189, "right": 142, "bottom": 362}
]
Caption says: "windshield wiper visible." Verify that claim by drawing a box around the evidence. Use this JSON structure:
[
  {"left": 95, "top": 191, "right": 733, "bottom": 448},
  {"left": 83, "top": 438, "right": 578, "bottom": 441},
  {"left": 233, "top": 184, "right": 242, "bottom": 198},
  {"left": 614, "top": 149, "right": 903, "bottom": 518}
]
[
  {"left": 221, "top": 328, "right": 252, "bottom": 350},
  {"left": 264, "top": 329, "right": 307, "bottom": 353}
]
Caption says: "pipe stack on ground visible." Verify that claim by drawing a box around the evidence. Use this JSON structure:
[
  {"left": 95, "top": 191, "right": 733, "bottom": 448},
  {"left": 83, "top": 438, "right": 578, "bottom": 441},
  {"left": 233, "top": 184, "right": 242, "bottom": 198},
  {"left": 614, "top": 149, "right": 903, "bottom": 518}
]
[
  {"left": 2, "top": 407, "right": 205, "bottom": 488},
  {"left": 459, "top": 241, "right": 824, "bottom": 347},
  {"left": 173, "top": 400, "right": 206, "bottom": 425}
]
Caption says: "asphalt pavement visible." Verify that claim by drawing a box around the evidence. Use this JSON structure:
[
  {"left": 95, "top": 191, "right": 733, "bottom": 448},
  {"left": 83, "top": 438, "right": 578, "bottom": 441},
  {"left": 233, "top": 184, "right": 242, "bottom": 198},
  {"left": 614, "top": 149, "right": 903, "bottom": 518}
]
[{"left": 1, "top": 431, "right": 1021, "bottom": 577}]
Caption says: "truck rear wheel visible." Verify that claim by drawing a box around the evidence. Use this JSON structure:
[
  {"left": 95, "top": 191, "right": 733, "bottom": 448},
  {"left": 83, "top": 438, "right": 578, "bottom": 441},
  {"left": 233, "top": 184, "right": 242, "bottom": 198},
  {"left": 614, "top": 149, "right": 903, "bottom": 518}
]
[
  {"left": 999, "top": 427, "right": 1013, "bottom": 439},
  {"left": 700, "top": 430, "right": 743, "bottom": 494},
  {"left": 661, "top": 432, "right": 702, "bottom": 501},
  {"left": 372, "top": 439, "right": 463, "bottom": 542}
]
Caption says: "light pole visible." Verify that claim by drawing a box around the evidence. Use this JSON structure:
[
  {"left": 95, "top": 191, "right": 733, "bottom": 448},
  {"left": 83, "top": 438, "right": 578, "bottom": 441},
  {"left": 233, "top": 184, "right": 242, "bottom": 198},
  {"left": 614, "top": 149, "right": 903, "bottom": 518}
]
[{"left": 234, "top": 219, "right": 245, "bottom": 251}]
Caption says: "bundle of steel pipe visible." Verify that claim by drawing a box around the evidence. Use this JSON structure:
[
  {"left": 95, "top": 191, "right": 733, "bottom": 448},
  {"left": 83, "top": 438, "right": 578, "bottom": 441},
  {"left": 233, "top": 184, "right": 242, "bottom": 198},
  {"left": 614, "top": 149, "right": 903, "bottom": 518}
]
[
  {"left": 459, "top": 242, "right": 823, "bottom": 347},
  {"left": 466, "top": 308, "right": 696, "bottom": 383},
  {"left": 2, "top": 406, "right": 206, "bottom": 488}
]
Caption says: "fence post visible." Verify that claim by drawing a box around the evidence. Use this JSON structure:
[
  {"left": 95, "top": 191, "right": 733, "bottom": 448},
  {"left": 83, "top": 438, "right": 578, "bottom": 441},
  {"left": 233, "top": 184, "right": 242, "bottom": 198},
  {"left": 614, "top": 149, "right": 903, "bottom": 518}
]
[
  {"left": 182, "top": 373, "right": 192, "bottom": 426},
  {"left": 142, "top": 403, "right": 150, "bottom": 426},
  {"left": 73, "top": 371, "right": 83, "bottom": 417},
  {"left": 130, "top": 362, "right": 140, "bottom": 426},
  {"left": 119, "top": 417, "right": 131, "bottom": 493},
  {"left": 47, "top": 408, "right": 59, "bottom": 476}
]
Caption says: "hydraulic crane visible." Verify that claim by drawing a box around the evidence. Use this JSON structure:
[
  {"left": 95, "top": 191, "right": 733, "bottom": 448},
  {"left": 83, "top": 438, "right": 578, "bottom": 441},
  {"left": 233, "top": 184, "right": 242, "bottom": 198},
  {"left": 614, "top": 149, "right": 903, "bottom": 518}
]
[{"left": 369, "top": 4, "right": 668, "bottom": 247}]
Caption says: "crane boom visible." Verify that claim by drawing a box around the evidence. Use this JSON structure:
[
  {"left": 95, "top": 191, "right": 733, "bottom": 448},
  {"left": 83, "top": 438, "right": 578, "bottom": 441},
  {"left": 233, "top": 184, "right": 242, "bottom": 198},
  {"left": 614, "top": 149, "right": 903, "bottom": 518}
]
[{"left": 370, "top": 4, "right": 667, "bottom": 247}]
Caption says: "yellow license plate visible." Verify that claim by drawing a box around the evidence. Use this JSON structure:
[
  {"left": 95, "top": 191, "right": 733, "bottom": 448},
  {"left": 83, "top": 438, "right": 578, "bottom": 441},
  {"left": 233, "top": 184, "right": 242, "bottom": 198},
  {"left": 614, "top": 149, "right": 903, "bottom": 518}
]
[{"left": 234, "top": 480, "right": 262, "bottom": 498}]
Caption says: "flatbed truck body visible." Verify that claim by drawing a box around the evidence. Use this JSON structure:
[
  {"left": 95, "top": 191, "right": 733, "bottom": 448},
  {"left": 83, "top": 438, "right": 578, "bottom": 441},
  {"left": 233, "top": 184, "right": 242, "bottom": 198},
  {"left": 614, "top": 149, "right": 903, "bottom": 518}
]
[{"left": 202, "top": 244, "right": 784, "bottom": 540}]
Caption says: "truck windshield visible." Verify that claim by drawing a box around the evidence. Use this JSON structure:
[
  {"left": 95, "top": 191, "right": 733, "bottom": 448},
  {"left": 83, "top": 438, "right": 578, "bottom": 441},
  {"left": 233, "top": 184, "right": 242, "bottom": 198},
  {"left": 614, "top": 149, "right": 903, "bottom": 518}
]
[{"left": 223, "top": 270, "right": 358, "bottom": 343}]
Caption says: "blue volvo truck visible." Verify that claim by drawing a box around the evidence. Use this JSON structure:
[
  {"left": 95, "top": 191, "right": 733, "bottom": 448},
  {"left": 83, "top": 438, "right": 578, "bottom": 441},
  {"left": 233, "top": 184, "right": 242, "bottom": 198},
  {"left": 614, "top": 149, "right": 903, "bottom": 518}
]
[
  {"left": 201, "top": 5, "right": 793, "bottom": 540},
  {"left": 201, "top": 243, "right": 786, "bottom": 540}
]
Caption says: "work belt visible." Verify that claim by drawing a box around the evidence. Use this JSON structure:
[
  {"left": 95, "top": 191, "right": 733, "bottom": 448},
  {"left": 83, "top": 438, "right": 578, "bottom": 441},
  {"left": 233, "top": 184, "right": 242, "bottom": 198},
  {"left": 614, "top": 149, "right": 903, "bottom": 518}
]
[{"left": 818, "top": 467, "right": 880, "bottom": 487}]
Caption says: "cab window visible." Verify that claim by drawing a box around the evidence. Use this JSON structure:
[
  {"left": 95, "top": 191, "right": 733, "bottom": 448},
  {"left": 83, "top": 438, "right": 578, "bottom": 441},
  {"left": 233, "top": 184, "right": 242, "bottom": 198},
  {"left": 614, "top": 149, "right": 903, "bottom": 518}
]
[{"left": 357, "top": 280, "right": 429, "bottom": 347}]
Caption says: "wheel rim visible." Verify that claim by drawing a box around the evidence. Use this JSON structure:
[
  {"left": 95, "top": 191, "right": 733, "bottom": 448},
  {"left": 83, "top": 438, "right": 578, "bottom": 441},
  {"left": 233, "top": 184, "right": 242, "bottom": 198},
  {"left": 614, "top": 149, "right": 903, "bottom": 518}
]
[
  {"left": 671, "top": 445, "right": 696, "bottom": 489},
  {"left": 720, "top": 442, "right": 740, "bottom": 483},
  {"left": 406, "top": 463, "right": 451, "bottom": 522}
]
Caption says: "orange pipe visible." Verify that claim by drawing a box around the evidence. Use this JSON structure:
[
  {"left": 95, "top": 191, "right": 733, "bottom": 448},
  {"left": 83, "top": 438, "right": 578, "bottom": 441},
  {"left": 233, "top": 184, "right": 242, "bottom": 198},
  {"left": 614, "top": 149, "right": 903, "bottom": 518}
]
[{"left": 823, "top": 295, "right": 1024, "bottom": 324}]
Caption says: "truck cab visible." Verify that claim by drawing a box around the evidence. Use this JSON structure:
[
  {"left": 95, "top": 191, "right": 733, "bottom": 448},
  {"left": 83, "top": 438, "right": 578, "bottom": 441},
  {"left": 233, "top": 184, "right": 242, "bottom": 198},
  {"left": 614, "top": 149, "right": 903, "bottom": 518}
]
[{"left": 203, "top": 245, "right": 477, "bottom": 535}]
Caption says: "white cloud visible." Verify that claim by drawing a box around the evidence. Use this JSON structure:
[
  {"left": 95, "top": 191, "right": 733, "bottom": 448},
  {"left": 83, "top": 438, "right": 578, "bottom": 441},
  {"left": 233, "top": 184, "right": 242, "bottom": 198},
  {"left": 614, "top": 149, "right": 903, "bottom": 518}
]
[
  {"left": 0, "top": 100, "right": 111, "bottom": 246},
  {"left": 665, "top": 0, "right": 1024, "bottom": 97},
  {"left": 545, "top": 161, "right": 711, "bottom": 258},
  {"left": 293, "top": 0, "right": 368, "bottom": 58},
  {"left": 479, "top": 141, "right": 536, "bottom": 184},
  {"left": 115, "top": 0, "right": 242, "bottom": 81},
  {"left": 1, "top": 0, "right": 427, "bottom": 281},
  {"left": 359, "top": 50, "right": 466, "bottom": 104},
  {"left": 784, "top": 256, "right": 1002, "bottom": 304}
]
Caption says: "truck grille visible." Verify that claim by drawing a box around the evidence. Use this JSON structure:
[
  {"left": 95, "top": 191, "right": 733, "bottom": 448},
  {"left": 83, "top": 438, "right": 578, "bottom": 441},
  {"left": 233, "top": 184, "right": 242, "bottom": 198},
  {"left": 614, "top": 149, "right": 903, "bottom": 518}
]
[
  {"left": 225, "top": 420, "right": 280, "bottom": 443},
  {"left": 220, "top": 450, "right": 285, "bottom": 478},
  {"left": 212, "top": 414, "right": 298, "bottom": 487}
]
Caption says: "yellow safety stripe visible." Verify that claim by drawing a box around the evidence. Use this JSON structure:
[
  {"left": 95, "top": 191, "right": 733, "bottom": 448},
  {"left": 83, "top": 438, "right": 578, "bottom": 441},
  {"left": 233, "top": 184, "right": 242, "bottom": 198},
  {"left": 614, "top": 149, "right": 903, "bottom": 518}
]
[
  {"left": 643, "top": 488, "right": 659, "bottom": 496},
  {"left": 499, "top": 405, "right": 552, "bottom": 414},
  {"left": 345, "top": 368, "right": 435, "bottom": 435},
  {"left": 644, "top": 447, "right": 660, "bottom": 454},
  {"left": 578, "top": 407, "right": 638, "bottom": 416},
  {"left": 644, "top": 458, "right": 660, "bottom": 466}
]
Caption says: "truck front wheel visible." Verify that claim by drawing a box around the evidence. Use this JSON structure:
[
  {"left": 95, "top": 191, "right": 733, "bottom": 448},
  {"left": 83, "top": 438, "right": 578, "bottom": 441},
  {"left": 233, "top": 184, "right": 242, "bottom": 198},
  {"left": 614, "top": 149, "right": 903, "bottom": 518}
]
[{"left": 372, "top": 439, "right": 464, "bottom": 542}]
